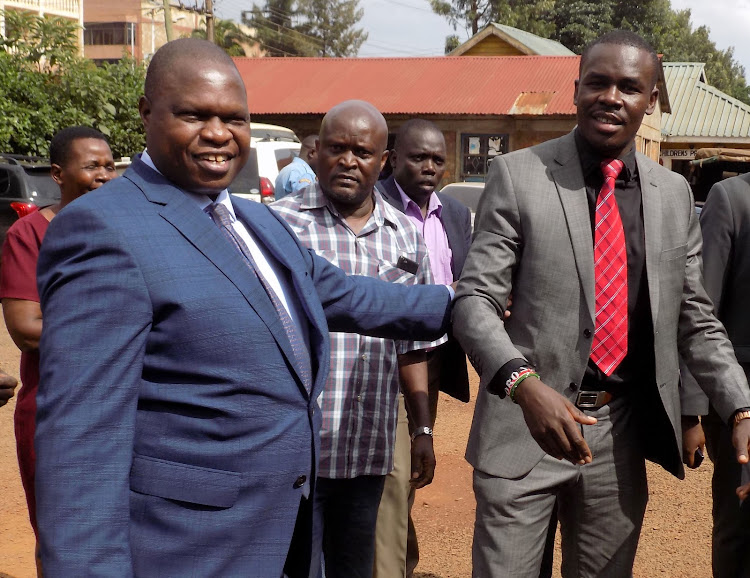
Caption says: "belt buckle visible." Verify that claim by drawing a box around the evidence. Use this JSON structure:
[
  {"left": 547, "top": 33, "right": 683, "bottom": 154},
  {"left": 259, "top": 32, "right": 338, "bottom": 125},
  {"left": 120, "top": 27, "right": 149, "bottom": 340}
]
[{"left": 576, "top": 391, "right": 605, "bottom": 409}]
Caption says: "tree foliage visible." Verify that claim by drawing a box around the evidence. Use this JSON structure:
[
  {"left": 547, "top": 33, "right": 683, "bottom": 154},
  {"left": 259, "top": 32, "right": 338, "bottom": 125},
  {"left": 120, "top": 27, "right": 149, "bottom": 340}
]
[
  {"left": 191, "top": 18, "right": 252, "bottom": 56},
  {"left": 430, "top": 0, "right": 750, "bottom": 103},
  {"left": 0, "top": 9, "right": 79, "bottom": 72},
  {"left": 244, "top": 0, "right": 367, "bottom": 57},
  {"left": 0, "top": 15, "right": 146, "bottom": 158}
]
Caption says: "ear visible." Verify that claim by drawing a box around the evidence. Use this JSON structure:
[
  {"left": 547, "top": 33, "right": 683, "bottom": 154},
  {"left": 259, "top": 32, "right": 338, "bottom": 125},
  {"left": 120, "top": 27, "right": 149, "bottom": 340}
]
[
  {"left": 389, "top": 149, "right": 397, "bottom": 169},
  {"left": 50, "top": 164, "right": 64, "bottom": 187},
  {"left": 645, "top": 87, "right": 659, "bottom": 115},
  {"left": 379, "top": 150, "right": 389, "bottom": 173},
  {"left": 573, "top": 79, "right": 580, "bottom": 107},
  {"left": 138, "top": 95, "right": 152, "bottom": 129}
]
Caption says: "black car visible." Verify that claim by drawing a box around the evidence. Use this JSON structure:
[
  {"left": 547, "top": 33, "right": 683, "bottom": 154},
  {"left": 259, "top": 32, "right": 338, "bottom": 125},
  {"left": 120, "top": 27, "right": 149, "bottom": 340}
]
[{"left": 0, "top": 154, "right": 58, "bottom": 251}]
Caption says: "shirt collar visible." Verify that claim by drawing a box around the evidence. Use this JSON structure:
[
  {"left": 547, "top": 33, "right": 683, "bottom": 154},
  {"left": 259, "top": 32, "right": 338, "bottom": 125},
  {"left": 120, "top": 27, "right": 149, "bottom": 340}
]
[
  {"left": 394, "top": 180, "right": 442, "bottom": 219},
  {"left": 573, "top": 129, "right": 638, "bottom": 182},
  {"left": 140, "top": 149, "right": 233, "bottom": 215},
  {"left": 297, "top": 181, "right": 400, "bottom": 229}
]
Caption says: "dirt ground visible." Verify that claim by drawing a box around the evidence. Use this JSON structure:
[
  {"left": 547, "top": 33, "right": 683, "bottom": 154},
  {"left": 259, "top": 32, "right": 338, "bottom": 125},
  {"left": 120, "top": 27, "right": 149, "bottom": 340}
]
[{"left": 0, "top": 327, "right": 714, "bottom": 577}]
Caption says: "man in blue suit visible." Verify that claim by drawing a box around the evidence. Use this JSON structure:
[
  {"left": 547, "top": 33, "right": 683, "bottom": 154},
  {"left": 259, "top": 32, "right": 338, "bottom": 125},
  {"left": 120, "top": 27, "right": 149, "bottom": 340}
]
[{"left": 33, "top": 38, "right": 452, "bottom": 578}]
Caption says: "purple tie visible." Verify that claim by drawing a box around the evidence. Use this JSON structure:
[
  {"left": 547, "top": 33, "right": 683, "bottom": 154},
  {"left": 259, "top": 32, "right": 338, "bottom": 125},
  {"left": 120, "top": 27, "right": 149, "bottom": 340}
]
[{"left": 208, "top": 202, "right": 312, "bottom": 392}]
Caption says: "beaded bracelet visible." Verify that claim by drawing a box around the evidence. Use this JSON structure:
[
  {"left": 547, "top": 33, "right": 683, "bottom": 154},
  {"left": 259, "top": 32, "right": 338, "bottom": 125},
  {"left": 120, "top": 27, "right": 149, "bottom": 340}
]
[
  {"left": 509, "top": 371, "right": 541, "bottom": 403},
  {"left": 504, "top": 366, "right": 535, "bottom": 397}
]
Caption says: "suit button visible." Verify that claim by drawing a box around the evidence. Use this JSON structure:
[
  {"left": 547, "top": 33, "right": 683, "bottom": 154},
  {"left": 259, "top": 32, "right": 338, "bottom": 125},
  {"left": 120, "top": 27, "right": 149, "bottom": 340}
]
[
  {"left": 293, "top": 475, "right": 307, "bottom": 489},
  {"left": 569, "top": 382, "right": 578, "bottom": 391},
  {"left": 583, "top": 329, "right": 592, "bottom": 338}
]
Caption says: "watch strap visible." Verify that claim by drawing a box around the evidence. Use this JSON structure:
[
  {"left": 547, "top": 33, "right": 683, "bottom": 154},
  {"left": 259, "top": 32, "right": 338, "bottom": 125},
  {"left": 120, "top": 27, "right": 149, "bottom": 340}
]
[{"left": 410, "top": 426, "right": 433, "bottom": 442}]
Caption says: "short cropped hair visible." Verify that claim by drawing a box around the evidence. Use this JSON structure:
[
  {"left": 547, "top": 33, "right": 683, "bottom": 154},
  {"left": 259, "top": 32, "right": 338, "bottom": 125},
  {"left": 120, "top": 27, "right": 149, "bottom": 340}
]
[
  {"left": 145, "top": 38, "right": 238, "bottom": 101},
  {"left": 49, "top": 126, "right": 110, "bottom": 167},
  {"left": 580, "top": 30, "right": 660, "bottom": 86},
  {"left": 393, "top": 119, "right": 443, "bottom": 151}
]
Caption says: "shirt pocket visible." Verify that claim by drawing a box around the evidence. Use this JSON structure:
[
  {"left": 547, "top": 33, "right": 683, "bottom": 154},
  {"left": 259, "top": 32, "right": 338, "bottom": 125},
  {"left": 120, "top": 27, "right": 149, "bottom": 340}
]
[{"left": 378, "top": 253, "right": 419, "bottom": 285}]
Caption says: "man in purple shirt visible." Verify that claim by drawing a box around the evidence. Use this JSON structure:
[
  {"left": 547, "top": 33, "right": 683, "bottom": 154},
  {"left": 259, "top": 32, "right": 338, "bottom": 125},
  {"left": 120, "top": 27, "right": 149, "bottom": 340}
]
[{"left": 376, "top": 119, "right": 472, "bottom": 577}]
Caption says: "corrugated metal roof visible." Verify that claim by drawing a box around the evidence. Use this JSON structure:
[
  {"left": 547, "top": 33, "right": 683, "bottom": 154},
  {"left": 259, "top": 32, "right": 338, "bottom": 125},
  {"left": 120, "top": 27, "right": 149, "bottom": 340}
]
[
  {"left": 491, "top": 24, "right": 576, "bottom": 56},
  {"left": 233, "top": 56, "right": 579, "bottom": 116},
  {"left": 662, "top": 63, "right": 750, "bottom": 139}
]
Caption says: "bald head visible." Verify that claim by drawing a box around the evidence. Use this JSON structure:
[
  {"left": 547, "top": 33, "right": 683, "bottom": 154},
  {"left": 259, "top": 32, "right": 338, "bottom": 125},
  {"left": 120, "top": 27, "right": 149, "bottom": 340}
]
[
  {"left": 145, "top": 38, "right": 241, "bottom": 101},
  {"left": 316, "top": 100, "right": 389, "bottom": 215},
  {"left": 320, "top": 100, "right": 388, "bottom": 152},
  {"left": 299, "top": 134, "right": 319, "bottom": 171}
]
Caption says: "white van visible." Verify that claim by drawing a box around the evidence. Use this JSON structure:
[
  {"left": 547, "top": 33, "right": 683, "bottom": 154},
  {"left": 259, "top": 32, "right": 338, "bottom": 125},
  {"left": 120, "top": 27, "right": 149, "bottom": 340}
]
[{"left": 229, "top": 123, "right": 302, "bottom": 204}]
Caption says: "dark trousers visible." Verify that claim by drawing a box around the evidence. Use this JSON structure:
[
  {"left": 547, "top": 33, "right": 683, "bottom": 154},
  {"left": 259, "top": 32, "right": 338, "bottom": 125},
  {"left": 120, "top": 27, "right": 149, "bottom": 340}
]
[
  {"left": 704, "top": 407, "right": 750, "bottom": 578},
  {"left": 313, "top": 475, "right": 387, "bottom": 578}
]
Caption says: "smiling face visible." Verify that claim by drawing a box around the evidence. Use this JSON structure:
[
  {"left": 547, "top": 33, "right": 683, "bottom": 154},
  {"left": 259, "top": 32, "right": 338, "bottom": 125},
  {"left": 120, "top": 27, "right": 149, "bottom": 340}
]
[
  {"left": 139, "top": 61, "right": 250, "bottom": 197},
  {"left": 316, "top": 102, "right": 388, "bottom": 212},
  {"left": 391, "top": 127, "right": 446, "bottom": 207},
  {"left": 574, "top": 42, "right": 659, "bottom": 158},
  {"left": 51, "top": 137, "right": 116, "bottom": 206}
]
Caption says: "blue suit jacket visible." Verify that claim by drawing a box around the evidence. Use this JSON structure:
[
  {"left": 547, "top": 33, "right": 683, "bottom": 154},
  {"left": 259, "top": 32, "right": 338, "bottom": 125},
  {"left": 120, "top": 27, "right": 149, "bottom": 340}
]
[
  {"left": 377, "top": 176, "right": 472, "bottom": 401},
  {"left": 34, "top": 157, "right": 451, "bottom": 577}
]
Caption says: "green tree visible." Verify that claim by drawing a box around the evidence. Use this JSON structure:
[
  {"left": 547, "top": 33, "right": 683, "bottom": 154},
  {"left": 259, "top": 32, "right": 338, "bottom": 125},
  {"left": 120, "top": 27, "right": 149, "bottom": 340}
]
[
  {"left": 0, "top": 51, "right": 146, "bottom": 158},
  {"left": 429, "top": 0, "right": 497, "bottom": 35},
  {"left": 191, "top": 18, "right": 252, "bottom": 56},
  {"left": 244, "top": 0, "right": 317, "bottom": 56},
  {"left": 0, "top": 9, "right": 79, "bottom": 71},
  {"left": 295, "top": 0, "right": 367, "bottom": 57}
]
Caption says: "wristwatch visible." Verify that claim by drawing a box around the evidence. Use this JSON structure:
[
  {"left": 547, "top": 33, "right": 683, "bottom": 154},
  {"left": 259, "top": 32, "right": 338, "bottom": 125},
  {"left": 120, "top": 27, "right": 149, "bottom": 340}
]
[
  {"left": 410, "top": 426, "right": 433, "bottom": 442},
  {"left": 733, "top": 409, "right": 750, "bottom": 427}
]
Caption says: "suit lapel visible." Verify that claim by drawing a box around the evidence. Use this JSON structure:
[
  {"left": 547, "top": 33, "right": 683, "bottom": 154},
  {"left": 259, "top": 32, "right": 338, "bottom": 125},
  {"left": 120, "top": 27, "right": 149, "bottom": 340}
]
[
  {"left": 126, "top": 160, "right": 312, "bottom": 396},
  {"left": 551, "top": 135, "right": 596, "bottom": 322},
  {"left": 638, "top": 155, "right": 662, "bottom": 326}
]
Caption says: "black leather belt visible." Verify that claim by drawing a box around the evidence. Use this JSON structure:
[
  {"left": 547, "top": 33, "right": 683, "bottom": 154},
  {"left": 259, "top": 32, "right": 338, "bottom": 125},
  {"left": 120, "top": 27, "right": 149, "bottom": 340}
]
[{"left": 575, "top": 390, "right": 615, "bottom": 410}]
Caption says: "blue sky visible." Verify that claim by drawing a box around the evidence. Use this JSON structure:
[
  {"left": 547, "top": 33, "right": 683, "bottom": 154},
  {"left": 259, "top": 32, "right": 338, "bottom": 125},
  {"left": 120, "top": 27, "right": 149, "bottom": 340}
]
[{"left": 216, "top": 0, "right": 750, "bottom": 76}]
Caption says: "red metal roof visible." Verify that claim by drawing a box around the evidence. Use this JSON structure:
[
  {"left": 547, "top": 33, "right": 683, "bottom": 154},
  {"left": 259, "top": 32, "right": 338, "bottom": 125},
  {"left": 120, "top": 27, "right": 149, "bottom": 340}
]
[{"left": 233, "top": 56, "right": 580, "bottom": 116}]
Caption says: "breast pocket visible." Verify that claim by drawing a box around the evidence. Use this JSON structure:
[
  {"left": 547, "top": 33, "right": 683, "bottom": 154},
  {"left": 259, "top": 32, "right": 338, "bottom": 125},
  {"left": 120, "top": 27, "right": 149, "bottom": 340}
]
[{"left": 378, "top": 253, "right": 419, "bottom": 285}]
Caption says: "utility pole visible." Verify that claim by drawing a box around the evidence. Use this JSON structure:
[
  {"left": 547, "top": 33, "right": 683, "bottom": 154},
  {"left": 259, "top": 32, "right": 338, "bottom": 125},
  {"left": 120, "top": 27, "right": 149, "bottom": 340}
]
[
  {"left": 206, "top": 0, "right": 215, "bottom": 44},
  {"left": 162, "top": 0, "right": 174, "bottom": 42}
]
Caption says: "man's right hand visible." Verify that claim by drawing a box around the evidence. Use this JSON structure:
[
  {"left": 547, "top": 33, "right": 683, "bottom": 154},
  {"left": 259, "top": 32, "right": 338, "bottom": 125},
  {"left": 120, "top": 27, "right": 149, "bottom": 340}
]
[
  {"left": 681, "top": 415, "right": 705, "bottom": 469},
  {"left": 514, "top": 377, "right": 597, "bottom": 465},
  {"left": 0, "top": 368, "right": 18, "bottom": 407}
]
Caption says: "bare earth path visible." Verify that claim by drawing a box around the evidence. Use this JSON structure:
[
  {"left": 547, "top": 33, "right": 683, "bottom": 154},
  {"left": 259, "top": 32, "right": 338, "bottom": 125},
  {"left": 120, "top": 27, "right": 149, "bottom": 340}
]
[{"left": 0, "top": 328, "right": 713, "bottom": 577}]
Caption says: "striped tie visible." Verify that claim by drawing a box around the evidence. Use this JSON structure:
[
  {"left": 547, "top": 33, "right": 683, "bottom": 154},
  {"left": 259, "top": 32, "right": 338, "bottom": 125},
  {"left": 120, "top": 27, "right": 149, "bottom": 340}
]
[
  {"left": 590, "top": 158, "right": 627, "bottom": 376},
  {"left": 208, "top": 202, "right": 312, "bottom": 392}
]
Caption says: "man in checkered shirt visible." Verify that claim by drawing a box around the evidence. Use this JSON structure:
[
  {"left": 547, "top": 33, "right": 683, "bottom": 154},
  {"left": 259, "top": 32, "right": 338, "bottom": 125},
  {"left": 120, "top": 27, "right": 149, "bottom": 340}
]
[{"left": 272, "top": 100, "right": 445, "bottom": 578}]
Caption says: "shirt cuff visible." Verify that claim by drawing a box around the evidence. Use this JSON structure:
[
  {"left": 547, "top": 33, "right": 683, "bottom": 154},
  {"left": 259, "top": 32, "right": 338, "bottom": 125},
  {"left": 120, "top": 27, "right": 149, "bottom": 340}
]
[
  {"left": 446, "top": 284, "right": 455, "bottom": 300},
  {"left": 487, "top": 358, "right": 528, "bottom": 397}
]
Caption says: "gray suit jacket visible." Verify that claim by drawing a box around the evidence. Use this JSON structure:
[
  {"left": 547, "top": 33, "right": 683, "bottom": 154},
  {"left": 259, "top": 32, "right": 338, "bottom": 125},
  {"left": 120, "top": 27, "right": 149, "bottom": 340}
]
[
  {"left": 681, "top": 173, "right": 750, "bottom": 416},
  {"left": 377, "top": 175, "right": 473, "bottom": 401},
  {"left": 453, "top": 131, "right": 750, "bottom": 480}
]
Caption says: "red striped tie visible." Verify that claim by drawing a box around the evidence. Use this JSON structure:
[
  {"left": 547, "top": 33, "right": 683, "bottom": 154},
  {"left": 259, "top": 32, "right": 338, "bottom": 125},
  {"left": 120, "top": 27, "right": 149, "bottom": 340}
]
[{"left": 590, "top": 159, "right": 627, "bottom": 376}]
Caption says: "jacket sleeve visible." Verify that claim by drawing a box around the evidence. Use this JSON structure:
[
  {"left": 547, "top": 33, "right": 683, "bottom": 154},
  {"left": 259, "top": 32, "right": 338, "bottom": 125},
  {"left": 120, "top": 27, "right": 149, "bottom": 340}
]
[{"left": 35, "top": 201, "right": 151, "bottom": 575}]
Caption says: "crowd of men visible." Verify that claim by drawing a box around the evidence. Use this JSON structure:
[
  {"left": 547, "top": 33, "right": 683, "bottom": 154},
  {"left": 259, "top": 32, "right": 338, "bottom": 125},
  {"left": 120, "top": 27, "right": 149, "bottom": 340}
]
[{"left": 1, "top": 28, "right": 750, "bottom": 578}]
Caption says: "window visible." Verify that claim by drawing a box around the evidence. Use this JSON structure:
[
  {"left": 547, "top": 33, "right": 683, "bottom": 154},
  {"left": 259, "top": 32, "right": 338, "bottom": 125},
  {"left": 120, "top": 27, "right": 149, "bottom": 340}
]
[
  {"left": 84, "top": 22, "right": 136, "bottom": 46},
  {"left": 461, "top": 134, "right": 508, "bottom": 180}
]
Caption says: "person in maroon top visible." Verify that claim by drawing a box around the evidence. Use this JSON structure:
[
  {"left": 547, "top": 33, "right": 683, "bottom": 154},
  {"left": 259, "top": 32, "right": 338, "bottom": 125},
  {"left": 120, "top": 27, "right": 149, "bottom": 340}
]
[{"left": 0, "top": 126, "right": 115, "bottom": 572}]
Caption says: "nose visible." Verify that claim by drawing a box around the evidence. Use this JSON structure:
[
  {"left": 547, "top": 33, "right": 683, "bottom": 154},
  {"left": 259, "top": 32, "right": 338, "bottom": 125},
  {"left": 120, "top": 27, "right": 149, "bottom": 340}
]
[
  {"left": 423, "top": 158, "right": 436, "bottom": 175},
  {"left": 96, "top": 166, "right": 114, "bottom": 183},
  {"left": 201, "top": 116, "right": 232, "bottom": 144},
  {"left": 338, "top": 149, "right": 357, "bottom": 168},
  {"left": 599, "top": 84, "right": 622, "bottom": 106}
]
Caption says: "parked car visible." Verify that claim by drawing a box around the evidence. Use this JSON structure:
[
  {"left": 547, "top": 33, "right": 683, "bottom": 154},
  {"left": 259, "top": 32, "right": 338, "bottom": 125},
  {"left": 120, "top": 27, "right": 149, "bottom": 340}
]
[
  {"left": 230, "top": 123, "right": 301, "bottom": 204},
  {"left": 0, "top": 154, "right": 58, "bottom": 251},
  {"left": 439, "top": 181, "right": 484, "bottom": 226}
]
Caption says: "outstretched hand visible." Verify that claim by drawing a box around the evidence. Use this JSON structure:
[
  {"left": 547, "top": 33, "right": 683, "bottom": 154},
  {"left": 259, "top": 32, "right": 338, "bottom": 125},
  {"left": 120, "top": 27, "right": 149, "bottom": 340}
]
[{"left": 514, "top": 377, "right": 597, "bottom": 465}]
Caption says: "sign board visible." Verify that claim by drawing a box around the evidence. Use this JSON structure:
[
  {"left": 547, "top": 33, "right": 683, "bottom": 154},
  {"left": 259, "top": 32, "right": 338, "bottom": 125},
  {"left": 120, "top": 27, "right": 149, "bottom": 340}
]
[{"left": 660, "top": 149, "right": 695, "bottom": 160}]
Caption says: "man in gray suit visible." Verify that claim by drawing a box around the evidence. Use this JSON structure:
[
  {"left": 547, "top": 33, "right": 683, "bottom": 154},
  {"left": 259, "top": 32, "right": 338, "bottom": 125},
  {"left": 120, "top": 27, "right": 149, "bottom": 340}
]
[
  {"left": 453, "top": 30, "right": 750, "bottom": 577},
  {"left": 681, "top": 172, "right": 750, "bottom": 578}
]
